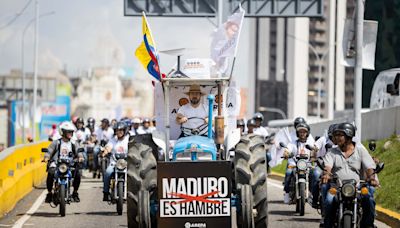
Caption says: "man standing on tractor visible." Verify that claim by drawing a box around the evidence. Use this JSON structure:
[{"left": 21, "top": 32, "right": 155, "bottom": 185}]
[{"left": 176, "top": 84, "right": 209, "bottom": 137}]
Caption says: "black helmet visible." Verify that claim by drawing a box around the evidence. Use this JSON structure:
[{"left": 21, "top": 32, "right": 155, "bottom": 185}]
[
  {"left": 294, "top": 117, "right": 306, "bottom": 128},
  {"left": 334, "top": 122, "right": 356, "bottom": 138},
  {"left": 87, "top": 117, "right": 95, "bottom": 125},
  {"left": 328, "top": 124, "right": 337, "bottom": 137},
  {"left": 76, "top": 117, "right": 84, "bottom": 125},
  {"left": 252, "top": 112, "right": 264, "bottom": 122},
  {"left": 122, "top": 118, "right": 132, "bottom": 126},
  {"left": 296, "top": 122, "right": 310, "bottom": 138},
  {"left": 296, "top": 122, "right": 310, "bottom": 132},
  {"left": 247, "top": 119, "right": 256, "bottom": 126},
  {"left": 115, "top": 121, "right": 127, "bottom": 133},
  {"left": 237, "top": 118, "right": 245, "bottom": 127},
  {"left": 369, "top": 140, "right": 376, "bottom": 151},
  {"left": 101, "top": 118, "right": 110, "bottom": 126}
]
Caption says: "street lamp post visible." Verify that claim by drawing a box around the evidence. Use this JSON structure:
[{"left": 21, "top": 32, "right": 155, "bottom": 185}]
[
  {"left": 21, "top": 10, "right": 54, "bottom": 143},
  {"left": 32, "top": 0, "right": 39, "bottom": 141}
]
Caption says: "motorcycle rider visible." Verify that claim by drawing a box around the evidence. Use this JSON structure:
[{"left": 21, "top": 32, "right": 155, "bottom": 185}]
[
  {"left": 137, "top": 118, "right": 154, "bottom": 134},
  {"left": 321, "top": 122, "right": 378, "bottom": 228},
  {"left": 48, "top": 124, "right": 61, "bottom": 141},
  {"left": 102, "top": 121, "right": 129, "bottom": 201},
  {"left": 176, "top": 84, "right": 209, "bottom": 137},
  {"left": 246, "top": 119, "right": 256, "bottom": 134},
  {"left": 309, "top": 123, "right": 337, "bottom": 208},
  {"left": 43, "top": 121, "right": 84, "bottom": 203},
  {"left": 86, "top": 117, "right": 97, "bottom": 134},
  {"left": 237, "top": 118, "right": 245, "bottom": 135},
  {"left": 93, "top": 119, "right": 114, "bottom": 175},
  {"left": 252, "top": 112, "right": 269, "bottom": 137},
  {"left": 282, "top": 122, "right": 315, "bottom": 204},
  {"left": 129, "top": 118, "right": 142, "bottom": 136}
]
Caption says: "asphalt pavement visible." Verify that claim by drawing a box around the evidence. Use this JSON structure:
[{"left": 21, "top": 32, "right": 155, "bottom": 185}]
[{"left": 0, "top": 172, "right": 391, "bottom": 228}]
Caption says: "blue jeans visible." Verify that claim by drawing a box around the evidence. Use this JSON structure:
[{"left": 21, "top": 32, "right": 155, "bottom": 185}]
[
  {"left": 284, "top": 167, "right": 294, "bottom": 193},
  {"left": 266, "top": 152, "right": 272, "bottom": 165},
  {"left": 322, "top": 183, "right": 376, "bottom": 227},
  {"left": 103, "top": 164, "right": 114, "bottom": 193},
  {"left": 310, "top": 167, "right": 322, "bottom": 204},
  {"left": 93, "top": 145, "right": 101, "bottom": 170}
]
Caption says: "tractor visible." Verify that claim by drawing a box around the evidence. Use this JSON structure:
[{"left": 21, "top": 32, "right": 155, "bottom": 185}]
[{"left": 126, "top": 74, "right": 268, "bottom": 227}]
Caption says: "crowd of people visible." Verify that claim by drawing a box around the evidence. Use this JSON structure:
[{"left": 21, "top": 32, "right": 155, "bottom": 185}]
[
  {"left": 43, "top": 109, "right": 380, "bottom": 227},
  {"left": 44, "top": 116, "right": 157, "bottom": 203}
]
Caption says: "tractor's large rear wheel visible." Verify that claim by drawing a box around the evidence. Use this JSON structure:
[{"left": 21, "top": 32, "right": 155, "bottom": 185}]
[
  {"left": 234, "top": 134, "right": 268, "bottom": 228},
  {"left": 127, "top": 140, "right": 157, "bottom": 228}
]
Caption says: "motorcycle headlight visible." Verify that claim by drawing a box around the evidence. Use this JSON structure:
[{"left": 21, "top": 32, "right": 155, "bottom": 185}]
[
  {"left": 297, "top": 160, "right": 308, "bottom": 170},
  {"left": 116, "top": 159, "right": 127, "bottom": 170},
  {"left": 58, "top": 164, "right": 68, "bottom": 173},
  {"left": 342, "top": 183, "right": 356, "bottom": 197}
]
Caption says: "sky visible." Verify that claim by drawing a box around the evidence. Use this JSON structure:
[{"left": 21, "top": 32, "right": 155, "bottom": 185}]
[{"left": 0, "top": 0, "right": 254, "bottom": 85}]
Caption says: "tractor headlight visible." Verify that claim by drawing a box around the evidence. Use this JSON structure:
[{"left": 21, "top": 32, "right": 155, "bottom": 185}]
[
  {"left": 297, "top": 160, "right": 307, "bottom": 170},
  {"left": 342, "top": 183, "right": 356, "bottom": 197},
  {"left": 116, "top": 159, "right": 127, "bottom": 170},
  {"left": 58, "top": 164, "right": 68, "bottom": 173}
]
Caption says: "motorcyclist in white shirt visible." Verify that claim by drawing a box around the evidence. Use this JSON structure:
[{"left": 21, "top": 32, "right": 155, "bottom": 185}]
[
  {"left": 176, "top": 84, "right": 209, "bottom": 137},
  {"left": 252, "top": 112, "right": 269, "bottom": 138},
  {"left": 102, "top": 121, "right": 129, "bottom": 201},
  {"left": 282, "top": 122, "right": 315, "bottom": 204},
  {"left": 73, "top": 117, "right": 91, "bottom": 168},
  {"left": 93, "top": 119, "right": 114, "bottom": 174},
  {"left": 137, "top": 118, "right": 154, "bottom": 134},
  {"left": 129, "top": 118, "right": 142, "bottom": 136}
]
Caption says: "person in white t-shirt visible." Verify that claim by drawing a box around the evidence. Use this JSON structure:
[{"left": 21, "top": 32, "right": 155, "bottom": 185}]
[
  {"left": 282, "top": 122, "right": 315, "bottom": 204},
  {"left": 252, "top": 112, "right": 269, "bottom": 138},
  {"left": 137, "top": 118, "right": 154, "bottom": 134},
  {"left": 176, "top": 84, "right": 209, "bottom": 137},
  {"left": 102, "top": 121, "right": 129, "bottom": 201},
  {"left": 93, "top": 119, "right": 114, "bottom": 174}
]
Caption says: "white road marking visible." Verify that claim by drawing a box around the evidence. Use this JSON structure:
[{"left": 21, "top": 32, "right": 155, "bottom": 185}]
[
  {"left": 12, "top": 190, "right": 47, "bottom": 228},
  {"left": 0, "top": 225, "right": 12, "bottom": 227}
]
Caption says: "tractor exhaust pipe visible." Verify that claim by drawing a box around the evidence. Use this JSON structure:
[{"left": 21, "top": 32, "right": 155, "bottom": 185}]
[{"left": 207, "top": 94, "right": 215, "bottom": 139}]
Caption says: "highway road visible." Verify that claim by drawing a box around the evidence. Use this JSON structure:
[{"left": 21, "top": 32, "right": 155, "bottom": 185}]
[{"left": 0, "top": 172, "right": 391, "bottom": 228}]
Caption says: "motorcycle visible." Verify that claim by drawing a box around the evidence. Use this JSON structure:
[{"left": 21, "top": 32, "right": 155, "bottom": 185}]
[
  {"left": 326, "top": 162, "right": 384, "bottom": 228},
  {"left": 41, "top": 148, "right": 83, "bottom": 216},
  {"left": 280, "top": 142, "right": 312, "bottom": 216},
  {"left": 108, "top": 153, "right": 127, "bottom": 215}
]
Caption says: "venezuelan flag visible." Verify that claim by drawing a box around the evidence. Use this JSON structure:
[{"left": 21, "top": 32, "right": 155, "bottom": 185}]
[{"left": 135, "top": 13, "right": 161, "bottom": 81}]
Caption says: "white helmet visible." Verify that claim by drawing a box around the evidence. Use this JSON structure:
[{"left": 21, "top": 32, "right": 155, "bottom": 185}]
[
  {"left": 132, "top": 117, "right": 142, "bottom": 124},
  {"left": 59, "top": 121, "right": 76, "bottom": 136}
]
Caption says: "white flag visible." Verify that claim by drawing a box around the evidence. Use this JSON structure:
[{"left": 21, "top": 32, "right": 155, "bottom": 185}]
[
  {"left": 269, "top": 127, "right": 292, "bottom": 168},
  {"left": 210, "top": 5, "right": 245, "bottom": 74}
]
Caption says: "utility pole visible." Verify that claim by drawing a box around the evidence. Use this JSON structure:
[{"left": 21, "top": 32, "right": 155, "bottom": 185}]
[
  {"left": 32, "top": 0, "right": 39, "bottom": 141},
  {"left": 354, "top": 0, "right": 364, "bottom": 140}
]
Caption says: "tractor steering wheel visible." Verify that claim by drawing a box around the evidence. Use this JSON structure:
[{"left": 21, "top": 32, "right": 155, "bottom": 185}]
[{"left": 180, "top": 117, "right": 208, "bottom": 137}]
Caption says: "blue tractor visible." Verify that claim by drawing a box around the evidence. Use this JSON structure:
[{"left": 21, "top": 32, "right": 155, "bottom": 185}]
[{"left": 126, "top": 77, "right": 268, "bottom": 228}]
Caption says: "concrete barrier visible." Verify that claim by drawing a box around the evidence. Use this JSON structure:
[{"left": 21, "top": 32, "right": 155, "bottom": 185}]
[
  {"left": 0, "top": 141, "right": 50, "bottom": 218},
  {"left": 308, "top": 106, "right": 400, "bottom": 141}
]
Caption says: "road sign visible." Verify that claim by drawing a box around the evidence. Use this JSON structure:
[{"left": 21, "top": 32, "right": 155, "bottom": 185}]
[{"left": 124, "top": 0, "right": 324, "bottom": 17}]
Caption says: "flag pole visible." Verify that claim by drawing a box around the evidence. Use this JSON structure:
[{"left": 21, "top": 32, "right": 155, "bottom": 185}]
[{"left": 228, "top": 57, "right": 236, "bottom": 86}]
